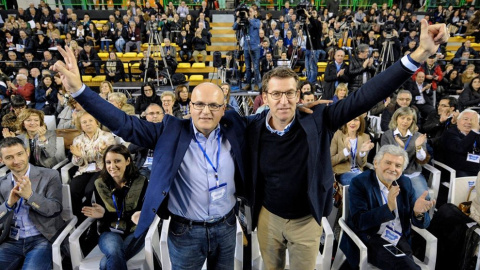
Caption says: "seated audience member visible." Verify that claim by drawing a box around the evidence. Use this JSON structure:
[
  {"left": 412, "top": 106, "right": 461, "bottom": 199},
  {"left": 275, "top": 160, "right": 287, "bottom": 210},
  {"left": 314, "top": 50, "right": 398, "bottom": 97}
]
[
  {"left": 440, "top": 69, "right": 463, "bottom": 95},
  {"left": 273, "top": 39, "right": 287, "bottom": 60},
  {"left": 105, "top": 51, "right": 125, "bottom": 83},
  {"left": 174, "top": 85, "right": 191, "bottom": 118},
  {"left": 332, "top": 83, "right": 348, "bottom": 103},
  {"left": 453, "top": 40, "right": 479, "bottom": 63},
  {"left": 79, "top": 42, "right": 101, "bottom": 75},
  {"left": 423, "top": 97, "right": 458, "bottom": 161},
  {"left": 6, "top": 74, "right": 35, "bottom": 103},
  {"left": 127, "top": 104, "right": 164, "bottom": 178},
  {"left": 413, "top": 55, "right": 442, "bottom": 92},
  {"left": 30, "top": 68, "right": 43, "bottom": 89},
  {"left": 453, "top": 51, "right": 470, "bottom": 74},
  {"left": 3, "top": 109, "right": 58, "bottom": 168},
  {"left": 1, "top": 96, "right": 27, "bottom": 134},
  {"left": 261, "top": 52, "right": 276, "bottom": 77},
  {"left": 81, "top": 144, "right": 148, "bottom": 270},
  {"left": 223, "top": 51, "right": 240, "bottom": 80},
  {"left": 178, "top": 29, "right": 192, "bottom": 62},
  {"left": 408, "top": 71, "right": 435, "bottom": 119},
  {"left": 441, "top": 109, "right": 480, "bottom": 177},
  {"left": 160, "top": 91, "right": 182, "bottom": 118},
  {"left": 99, "top": 81, "right": 113, "bottom": 100},
  {"left": 276, "top": 52, "right": 290, "bottom": 67},
  {"left": 70, "top": 111, "right": 116, "bottom": 219},
  {"left": 58, "top": 98, "right": 84, "bottom": 129},
  {"left": 125, "top": 21, "right": 141, "bottom": 53},
  {"left": 192, "top": 29, "right": 208, "bottom": 63},
  {"left": 24, "top": 51, "right": 41, "bottom": 70},
  {"left": 459, "top": 76, "right": 480, "bottom": 110},
  {"left": 108, "top": 92, "right": 135, "bottom": 116},
  {"left": 340, "top": 144, "right": 434, "bottom": 269},
  {"left": 135, "top": 83, "right": 161, "bottom": 115},
  {"left": 381, "top": 107, "right": 429, "bottom": 200},
  {"left": 4, "top": 51, "right": 24, "bottom": 78},
  {"left": 381, "top": 90, "right": 420, "bottom": 132},
  {"left": 461, "top": 64, "right": 479, "bottom": 85},
  {"left": 330, "top": 115, "right": 374, "bottom": 185},
  {"left": 0, "top": 137, "right": 64, "bottom": 270},
  {"left": 114, "top": 21, "right": 128, "bottom": 53},
  {"left": 298, "top": 81, "right": 313, "bottom": 94},
  {"left": 220, "top": 83, "right": 240, "bottom": 113},
  {"left": 40, "top": 51, "right": 57, "bottom": 71},
  {"left": 99, "top": 24, "right": 113, "bottom": 53},
  {"left": 35, "top": 75, "right": 58, "bottom": 115},
  {"left": 300, "top": 91, "right": 315, "bottom": 104}
]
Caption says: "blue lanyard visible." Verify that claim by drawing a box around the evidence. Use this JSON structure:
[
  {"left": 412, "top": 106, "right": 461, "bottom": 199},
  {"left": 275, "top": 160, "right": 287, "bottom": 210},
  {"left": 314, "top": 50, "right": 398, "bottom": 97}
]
[
  {"left": 195, "top": 132, "right": 221, "bottom": 187},
  {"left": 112, "top": 194, "right": 124, "bottom": 229},
  {"left": 395, "top": 131, "right": 412, "bottom": 150},
  {"left": 350, "top": 138, "right": 357, "bottom": 168},
  {"left": 380, "top": 187, "right": 396, "bottom": 228}
]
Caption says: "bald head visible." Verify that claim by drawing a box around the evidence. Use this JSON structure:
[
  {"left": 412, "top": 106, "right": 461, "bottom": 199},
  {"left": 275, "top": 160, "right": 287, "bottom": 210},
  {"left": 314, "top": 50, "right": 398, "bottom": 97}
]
[{"left": 190, "top": 83, "right": 226, "bottom": 137}]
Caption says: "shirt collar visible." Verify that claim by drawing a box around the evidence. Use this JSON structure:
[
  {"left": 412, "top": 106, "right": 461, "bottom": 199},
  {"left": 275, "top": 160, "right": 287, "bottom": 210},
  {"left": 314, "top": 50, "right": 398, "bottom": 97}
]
[
  {"left": 393, "top": 128, "right": 413, "bottom": 137},
  {"left": 192, "top": 121, "right": 221, "bottom": 141},
  {"left": 265, "top": 111, "right": 295, "bottom": 136},
  {"left": 10, "top": 164, "right": 31, "bottom": 184}
]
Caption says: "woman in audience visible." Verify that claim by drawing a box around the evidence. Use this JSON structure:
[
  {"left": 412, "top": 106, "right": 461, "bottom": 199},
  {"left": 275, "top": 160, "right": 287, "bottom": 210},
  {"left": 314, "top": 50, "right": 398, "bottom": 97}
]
[
  {"left": 174, "top": 84, "right": 191, "bottom": 118},
  {"left": 99, "top": 24, "right": 113, "bottom": 53},
  {"left": 56, "top": 73, "right": 69, "bottom": 113},
  {"left": 299, "top": 81, "right": 313, "bottom": 94},
  {"left": 5, "top": 108, "right": 58, "bottom": 168},
  {"left": 332, "top": 83, "right": 348, "bottom": 103},
  {"left": 105, "top": 51, "right": 125, "bottom": 83},
  {"left": 81, "top": 144, "right": 148, "bottom": 270},
  {"left": 459, "top": 76, "right": 480, "bottom": 110},
  {"left": 324, "top": 29, "right": 338, "bottom": 55},
  {"left": 86, "top": 23, "right": 100, "bottom": 47},
  {"left": 58, "top": 98, "right": 84, "bottom": 129},
  {"left": 330, "top": 115, "right": 374, "bottom": 185},
  {"left": 68, "top": 40, "right": 83, "bottom": 59},
  {"left": 46, "top": 22, "right": 61, "bottom": 39},
  {"left": 381, "top": 107, "right": 429, "bottom": 200},
  {"left": 461, "top": 64, "right": 478, "bottom": 84},
  {"left": 2, "top": 96, "right": 27, "bottom": 135},
  {"left": 70, "top": 111, "right": 116, "bottom": 219},
  {"left": 99, "top": 81, "right": 114, "bottom": 100},
  {"left": 160, "top": 91, "right": 182, "bottom": 118},
  {"left": 441, "top": 69, "right": 464, "bottom": 95},
  {"left": 108, "top": 92, "right": 135, "bottom": 115},
  {"left": 220, "top": 83, "right": 240, "bottom": 113},
  {"left": 35, "top": 75, "right": 58, "bottom": 115},
  {"left": 135, "top": 83, "right": 161, "bottom": 115}
]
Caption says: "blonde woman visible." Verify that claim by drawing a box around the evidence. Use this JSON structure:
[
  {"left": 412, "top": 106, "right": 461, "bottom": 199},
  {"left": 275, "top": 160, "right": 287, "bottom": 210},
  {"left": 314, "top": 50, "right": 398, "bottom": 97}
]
[
  {"left": 332, "top": 83, "right": 348, "bottom": 103},
  {"left": 99, "top": 81, "right": 113, "bottom": 100}
]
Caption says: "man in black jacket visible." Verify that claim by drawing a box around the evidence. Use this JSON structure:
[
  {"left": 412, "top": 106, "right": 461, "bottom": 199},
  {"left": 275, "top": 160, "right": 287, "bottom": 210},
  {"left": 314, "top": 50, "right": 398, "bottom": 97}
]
[
  {"left": 348, "top": 44, "right": 375, "bottom": 92},
  {"left": 78, "top": 42, "right": 101, "bottom": 75},
  {"left": 323, "top": 49, "right": 349, "bottom": 99}
]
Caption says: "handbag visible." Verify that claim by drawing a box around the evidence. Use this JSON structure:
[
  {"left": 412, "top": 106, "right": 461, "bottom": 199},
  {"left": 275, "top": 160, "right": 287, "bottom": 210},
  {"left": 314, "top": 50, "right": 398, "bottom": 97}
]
[
  {"left": 459, "top": 185, "right": 475, "bottom": 216},
  {"left": 333, "top": 180, "right": 343, "bottom": 208}
]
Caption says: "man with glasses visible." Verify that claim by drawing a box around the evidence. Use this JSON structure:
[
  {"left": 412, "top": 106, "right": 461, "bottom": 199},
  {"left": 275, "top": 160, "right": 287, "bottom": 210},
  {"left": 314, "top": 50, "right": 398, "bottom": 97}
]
[
  {"left": 380, "top": 90, "right": 421, "bottom": 131},
  {"left": 348, "top": 43, "right": 375, "bottom": 92}
]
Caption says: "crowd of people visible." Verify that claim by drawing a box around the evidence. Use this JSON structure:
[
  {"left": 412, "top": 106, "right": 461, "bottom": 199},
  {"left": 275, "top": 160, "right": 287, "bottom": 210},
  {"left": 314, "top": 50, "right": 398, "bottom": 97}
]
[{"left": 0, "top": 0, "right": 477, "bottom": 269}]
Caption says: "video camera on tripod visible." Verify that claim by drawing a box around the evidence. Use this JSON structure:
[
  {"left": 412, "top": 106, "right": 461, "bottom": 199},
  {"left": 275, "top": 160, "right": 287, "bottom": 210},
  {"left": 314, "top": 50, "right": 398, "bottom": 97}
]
[
  {"left": 235, "top": 4, "right": 250, "bottom": 26},
  {"left": 296, "top": 0, "right": 312, "bottom": 23},
  {"left": 384, "top": 21, "right": 395, "bottom": 38}
]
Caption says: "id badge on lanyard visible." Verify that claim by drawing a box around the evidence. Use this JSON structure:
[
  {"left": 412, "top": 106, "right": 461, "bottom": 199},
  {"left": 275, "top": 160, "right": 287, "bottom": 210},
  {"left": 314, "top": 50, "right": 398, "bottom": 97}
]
[
  {"left": 467, "top": 141, "right": 480, "bottom": 163},
  {"left": 9, "top": 198, "right": 23, "bottom": 240},
  {"left": 380, "top": 190, "right": 402, "bottom": 246}
]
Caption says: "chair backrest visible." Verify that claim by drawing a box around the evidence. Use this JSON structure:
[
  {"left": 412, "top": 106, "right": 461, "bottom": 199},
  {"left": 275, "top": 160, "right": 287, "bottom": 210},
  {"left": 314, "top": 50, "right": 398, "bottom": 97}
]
[
  {"left": 45, "top": 115, "right": 56, "bottom": 131},
  {"left": 61, "top": 184, "right": 74, "bottom": 221},
  {"left": 450, "top": 176, "right": 477, "bottom": 206},
  {"left": 342, "top": 185, "right": 350, "bottom": 220}
]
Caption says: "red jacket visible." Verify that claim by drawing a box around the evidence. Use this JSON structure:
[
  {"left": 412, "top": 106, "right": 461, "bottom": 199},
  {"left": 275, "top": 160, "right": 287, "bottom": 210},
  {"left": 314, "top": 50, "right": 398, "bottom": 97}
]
[
  {"left": 412, "top": 64, "right": 443, "bottom": 90},
  {"left": 8, "top": 82, "right": 35, "bottom": 101}
]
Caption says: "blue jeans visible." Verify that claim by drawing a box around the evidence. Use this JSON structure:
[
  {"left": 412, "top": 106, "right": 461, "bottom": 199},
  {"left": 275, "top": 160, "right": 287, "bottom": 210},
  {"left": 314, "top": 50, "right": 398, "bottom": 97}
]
[
  {"left": 408, "top": 174, "right": 429, "bottom": 201},
  {"left": 101, "top": 40, "right": 110, "bottom": 52},
  {"left": 98, "top": 231, "right": 146, "bottom": 270},
  {"left": 244, "top": 48, "right": 261, "bottom": 87},
  {"left": 168, "top": 211, "right": 237, "bottom": 270},
  {"left": 338, "top": 171, "right": 362, "bottom": 186},
  {"left": 115, "top": 38, "right": 125, "bottom": 53},
  {"left": 0, "top": 234, "right": 52, "bottom": 270},
  {"left": 305, "top": 50, "right": 322, "bottom": 83}
]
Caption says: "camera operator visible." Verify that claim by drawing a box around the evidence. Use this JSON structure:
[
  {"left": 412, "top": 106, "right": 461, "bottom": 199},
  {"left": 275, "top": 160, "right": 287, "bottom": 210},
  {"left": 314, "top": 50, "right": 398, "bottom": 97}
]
[
  {"left": 348, "top": 44, "right": 375, "bottom": 92},
  {"left": 303, "top": 7, "right": 325, "bottom": 84},
  {"left": 233, "top": 5, "right": 261, "bottom": 91}
]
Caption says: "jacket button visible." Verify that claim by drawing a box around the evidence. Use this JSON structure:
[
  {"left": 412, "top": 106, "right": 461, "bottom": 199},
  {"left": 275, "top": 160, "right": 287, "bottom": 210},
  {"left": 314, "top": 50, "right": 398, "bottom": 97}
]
[
  {"left": 162, "top": 191, "right": 167, "bottom": 196},
  {"left": 152, "top": 208, "right": 156, "bottom": 213}
]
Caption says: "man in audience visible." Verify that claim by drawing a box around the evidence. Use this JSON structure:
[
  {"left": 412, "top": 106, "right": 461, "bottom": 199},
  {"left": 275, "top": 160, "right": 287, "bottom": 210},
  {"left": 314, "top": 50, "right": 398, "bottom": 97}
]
[
  {"left": 6, "top": 74, "right": 34, "bottom": 104},
  {"left": 78, "top": 42, "right": 101, "bottom": 75},
  {"left": 24, "top": 52, "right": 40, "bottom": 70},
  {"left": 0, "top": 137, "right": 64, "bottom": 269},
  {"left": 348, "top": 44, "right": 375, "bottom": 92},
  {"left": 407, "top": 71, "right": 436, "bottom": 119},
  {"left": 261, "top": 51, "right": 276, "bottom": 77},
  {"left": 300, "top": 91, "right": 315, "bottom": 103},
  {"left": 323, "top": 49, "right": 349, "bottom": 99},
  {"left": 41, "top": 51, "right": 57, "bottom": 71},
  {"left": 381, "top": 90, "right": 420, "bottom": 131},
  {"left": 192, "top": 29, "right": 208, "bottom": 63},
  {"left": 340, "top": 144, "right": 435, "bottom": 269},
  {"left": 441, "top": 109, "right": 480, "bottom": 177},
  {"left": 30, "top": 68, "right": 42, "bottom": 88},
  {"left": 413, "top": 55, "right": 443, "bottom": 92},
  {"left": 453, "top": 40, "right": 479, "bottom": 64}
]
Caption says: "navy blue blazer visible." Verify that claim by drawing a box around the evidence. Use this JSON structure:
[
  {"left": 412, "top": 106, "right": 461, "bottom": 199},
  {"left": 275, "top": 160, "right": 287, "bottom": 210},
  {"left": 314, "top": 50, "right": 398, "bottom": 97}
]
[
  {"left": 75, "top": 88, "right": 248, "bottom": 237},
  {"left": 340, "top": 170, "right": 430, "bottom": 266},
  {"left": 246, "top": 60, "right": 418, "bottom": 230}
]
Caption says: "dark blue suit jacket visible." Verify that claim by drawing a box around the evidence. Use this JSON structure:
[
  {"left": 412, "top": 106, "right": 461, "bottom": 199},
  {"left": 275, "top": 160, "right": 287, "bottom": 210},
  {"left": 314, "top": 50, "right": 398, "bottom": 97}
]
[
  {"left": 75, "top": 88, "right": 249, "bottom": 237},
  {"left": 245, "top": 60, "right": 418, "bottom": 230},
  {"left": 340, "top": 170, "right": 430, "bottom": 266}
]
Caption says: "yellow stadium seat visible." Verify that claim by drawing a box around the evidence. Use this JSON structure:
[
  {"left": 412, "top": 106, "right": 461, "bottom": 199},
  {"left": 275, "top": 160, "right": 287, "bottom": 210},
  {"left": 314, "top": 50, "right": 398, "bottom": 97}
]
[
  {"left": 82, "top": 76, "right": 92, "bottom": 82},
  {"left": 317, "top": 62, "right": 327, "bottom": 67},
  {"left": 137, "top": 53, "right": 144, "bottom": 58},
  {"left": 178, "top": 63, "right": 191, "bottom": 69},
  {"left": 115, "top": 52, "right": 123, "bottom": 58},
  {"left": 123, "top": 63, "right": 129, "bottom": 69},
  {"left": 299, "top": 76, "right": 307, "bottom": 81},
  {"left": 92, "top": 75, "right": 106, "bottom": 82},
  {"left": 123, "top": 52, "right": 137, "bottom": 58},
  {"left": 189, "top": 75, "right": 204, "bottom": 81},
  {"left": 131, "top": 63, "right": 140, "bottom": 68},
  {"left": 192, "top": 63, "right": 206, "bottom": 69},
  {"left": 98, "top": 52, "right": 108, "bottom": 58}
]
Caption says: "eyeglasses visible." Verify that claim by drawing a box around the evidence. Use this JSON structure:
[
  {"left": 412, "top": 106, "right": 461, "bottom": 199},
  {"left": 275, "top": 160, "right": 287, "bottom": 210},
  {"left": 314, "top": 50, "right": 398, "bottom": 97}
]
[
  {"left": 146, "top": 111, "right": 163, "bottom": 116},
  {"left": 191, "top": 102, "right": 224, "bottom": 111},
  {"left": 267, "top": 90, "right": 297, "bottom": 100}
]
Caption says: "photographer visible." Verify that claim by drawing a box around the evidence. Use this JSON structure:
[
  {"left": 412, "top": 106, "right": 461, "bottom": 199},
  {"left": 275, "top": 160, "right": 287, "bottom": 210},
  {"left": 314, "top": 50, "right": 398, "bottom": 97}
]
[
  {"left": 233, "top": 5, "right": 261, "bottom": 91},
  {"left": 303, "top": 6, "right": 325, "bottom": 84}
]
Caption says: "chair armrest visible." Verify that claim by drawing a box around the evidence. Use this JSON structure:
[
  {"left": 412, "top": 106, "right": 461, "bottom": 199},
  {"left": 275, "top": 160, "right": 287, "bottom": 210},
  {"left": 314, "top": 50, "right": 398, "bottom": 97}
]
[
  {"left": 52, "top": 216, "right": 78, "bottom": 270},
  {"left": 320, "top": 217, "right": 334, "bottom": 269},
  {"left": 52, "top": 158, "right": 70, "bottom": 171},
  {"left": 433, "top": 160, "right": 456, "bottom": 202},
  {"left": 145, "top": 216, "right": 161, "bottom": 270},
  {"left": 339, "top": 218, "right": 369, "bottom": 269},
  {"left": 159, "top": 218, "right": 171, "bottom": 270},
  {"left": 412, "top": 226, "right": 437, "bottom": 270},
  {"left": 423, "top": 164, "right": 441, "bottom": 200},
  {"left": 61, "top": 162, "right": 76, "bottom": 185},
  {"left": 69, "top": 217, "right": 95, "bottom": 270}
]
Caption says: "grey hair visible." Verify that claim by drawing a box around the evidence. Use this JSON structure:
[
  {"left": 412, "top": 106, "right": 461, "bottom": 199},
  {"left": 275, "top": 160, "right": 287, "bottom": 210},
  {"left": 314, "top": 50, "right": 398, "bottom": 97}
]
[
  {"left": 16, "top": 74, "right": 27, "bottom": 81},
  {"left": 374, "top": 145, "right": 409, "bottom": 171},
  {"left": 397, "top": 89, "right": 412, "bottom": 98},
  {"left": 357, "top": 44, "right": 369, "bottom": 54},
  {"left": 458, "top": 109, "right": 479, "bottom": 122}
]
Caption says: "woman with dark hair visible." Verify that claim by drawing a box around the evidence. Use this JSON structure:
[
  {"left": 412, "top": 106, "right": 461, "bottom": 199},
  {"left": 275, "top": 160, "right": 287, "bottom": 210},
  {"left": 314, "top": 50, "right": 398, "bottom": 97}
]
[
  {"left": 220, "top": 83, "right": 240, "bottom": 113},
  {"left": 81, "top": 144, "right": 148, "bottom": 270},
  {"left": 459, "top": 76, "right": 480, "bottom": 110},
  {"left": 35, "top": 75, "right": 58, "bottom": 115},
  {"left": 134, "top": 83, "right": 161, "bottom": 115},
  {"left": 105, "top": 51, "right": 125, "bottom": 83},
  {"left": 174, "top": 84, "right": 191, "bottom": 119},
  {"left": 440, "top": 69, "right": 463, "bottom": 95}
]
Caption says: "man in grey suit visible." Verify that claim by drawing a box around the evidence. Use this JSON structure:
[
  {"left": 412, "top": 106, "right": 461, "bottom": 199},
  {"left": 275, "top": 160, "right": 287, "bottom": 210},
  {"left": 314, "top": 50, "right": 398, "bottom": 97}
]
[{"left": 0, "top": 137, "right": 64, "bottom": 270}]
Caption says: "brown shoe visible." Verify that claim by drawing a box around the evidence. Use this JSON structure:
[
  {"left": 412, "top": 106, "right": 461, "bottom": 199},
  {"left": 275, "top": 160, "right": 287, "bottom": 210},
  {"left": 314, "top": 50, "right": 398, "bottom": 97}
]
[
  {"left": 253, "top": 85, "right": 259, "bottom": 91},
  {"left": 242, "top": 84, "right": 251, "bottom": 91}
]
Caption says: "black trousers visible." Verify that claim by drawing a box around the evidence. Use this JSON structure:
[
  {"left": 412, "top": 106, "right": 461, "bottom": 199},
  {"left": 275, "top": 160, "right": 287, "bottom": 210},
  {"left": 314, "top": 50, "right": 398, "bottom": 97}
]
[
  {"left": 366, "top": 235, "right": 421, "bottom": 270},
  {"left": 70, "top": 171, "right": 100, "bottom": 221}
]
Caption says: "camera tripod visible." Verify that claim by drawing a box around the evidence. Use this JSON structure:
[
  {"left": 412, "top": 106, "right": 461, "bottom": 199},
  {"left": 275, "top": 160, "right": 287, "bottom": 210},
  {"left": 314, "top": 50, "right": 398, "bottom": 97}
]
[
  {"left": 144, "top": 30, "right": 174, "bottom": 90},
  {"left": 376, "top": 36, "right": 396, "bottom": 75}
]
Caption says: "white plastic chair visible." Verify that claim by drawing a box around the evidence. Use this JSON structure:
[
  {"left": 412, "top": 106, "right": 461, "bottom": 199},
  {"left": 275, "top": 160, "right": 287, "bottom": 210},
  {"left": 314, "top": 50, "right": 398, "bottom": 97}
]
[
  {"left": 433, "top": 160, "right": 456, "bottom": 202},
  {"left": 449, "top": 176, "right": 477, "bottom": 206},
  {"left": 45, "top": 115, "right": 57, "bottom": 131},
  {"left": 331, "top": 185, "right": 437, "bottom": 270},
  {"left": 52, "top": 184, "right": 78, "bottom": 270},
  {"left": 69, "top": 215, "right": 161, "bottom": 270},
  {"left": 423, "top": 164, "right": 441, "bottom": 217}
]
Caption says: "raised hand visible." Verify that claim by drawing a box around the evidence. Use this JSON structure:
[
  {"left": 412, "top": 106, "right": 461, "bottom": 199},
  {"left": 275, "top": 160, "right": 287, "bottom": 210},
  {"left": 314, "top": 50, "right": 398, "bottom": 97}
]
[
  {"left": 360, "top": 140, "right": 374, "bottom": 152},
  {"left": 387, "top": 184, "right": 400, "bottom": 211},
  {"left": 415, "top": 134, "right": 427, "bottom": 148},
  {"left": 410, "top": 20, "right": 449, "bottom": 63},
  {"left": 394, "top": 135, "right": 405, "bottom": 148},
  {"left": 70, "top": 144, "right": 82, "bottom": 157},
  {"left": 413, "top": 191, "right": 435, "bottom": 215},
  {"left": 50, "top": 46, "right": 83, "bottom": 94},
  {"left": 2, "top": 128, "right": 15, "bottom": 138}
]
